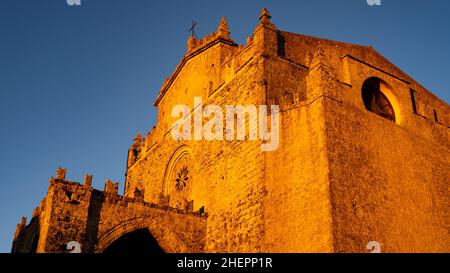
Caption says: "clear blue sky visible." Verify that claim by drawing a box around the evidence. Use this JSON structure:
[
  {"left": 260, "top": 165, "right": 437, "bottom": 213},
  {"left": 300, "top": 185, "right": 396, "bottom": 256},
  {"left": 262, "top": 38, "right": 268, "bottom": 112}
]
[{"left": 0, "top": 0, "right": 449, "bottom": 253}]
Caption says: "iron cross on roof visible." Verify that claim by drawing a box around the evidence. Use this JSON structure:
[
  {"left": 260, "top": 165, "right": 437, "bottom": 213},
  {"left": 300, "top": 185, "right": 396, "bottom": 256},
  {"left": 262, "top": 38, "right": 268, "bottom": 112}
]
[{"left": 188, "top": 20, "right": 197, "bottom": 38}]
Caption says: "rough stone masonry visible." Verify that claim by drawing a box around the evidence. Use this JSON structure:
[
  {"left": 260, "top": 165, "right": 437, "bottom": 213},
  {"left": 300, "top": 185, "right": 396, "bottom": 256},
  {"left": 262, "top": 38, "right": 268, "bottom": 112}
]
[{"left": 12, "top": 8, "right": 450, "bottom": 253}]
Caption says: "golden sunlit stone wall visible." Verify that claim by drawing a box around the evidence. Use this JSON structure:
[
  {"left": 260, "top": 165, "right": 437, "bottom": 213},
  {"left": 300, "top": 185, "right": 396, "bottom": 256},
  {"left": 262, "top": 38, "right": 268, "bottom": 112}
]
[
  {"left": 124, "top": 9, "right": 449, "bottom": 253},
  {"left": 273, "top": 31, "right": 450, "bottom": 252},
  {"left": 125, "top": 17, "right": 269, "bottom": 252},
  {"left": 13, "top": 8, "right": 450, "bottom": 253},
  {"left": 12, "top": 176, "right": 207, "bottom": 253}
]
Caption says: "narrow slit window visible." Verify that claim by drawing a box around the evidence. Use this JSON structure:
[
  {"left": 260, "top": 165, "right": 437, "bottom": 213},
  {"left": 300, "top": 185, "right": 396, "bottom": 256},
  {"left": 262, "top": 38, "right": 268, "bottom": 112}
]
[
  {"left": 410, "top": 89, "right": 418, "bottom": 114},
  {"left": 277, "top": 32, "right": 285, "bottom": 57},
  {"left": 209, "top": 81, "right": 213, "bottom": 95}
]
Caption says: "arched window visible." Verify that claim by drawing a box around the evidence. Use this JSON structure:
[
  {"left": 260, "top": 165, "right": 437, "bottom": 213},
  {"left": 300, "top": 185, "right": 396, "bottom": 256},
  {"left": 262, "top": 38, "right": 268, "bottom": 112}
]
[
  {"left": 162, "top": 146, "right": 195, "bottom": 210},
  {"left": 362, "top": 77, "right": 396, "bottom": 122}
]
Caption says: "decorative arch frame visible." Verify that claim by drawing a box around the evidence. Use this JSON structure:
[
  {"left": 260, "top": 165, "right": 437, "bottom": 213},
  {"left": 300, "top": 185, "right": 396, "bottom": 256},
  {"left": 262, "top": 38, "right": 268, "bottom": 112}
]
[{"left": 361, "top": 77, "right": 402, "bottom": 124}]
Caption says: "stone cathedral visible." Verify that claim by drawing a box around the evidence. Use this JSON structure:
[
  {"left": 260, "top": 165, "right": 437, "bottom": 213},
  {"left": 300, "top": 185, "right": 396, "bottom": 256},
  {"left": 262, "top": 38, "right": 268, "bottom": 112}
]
[{"left": 12, "top": 9, "right": 450, "bottom": 253}]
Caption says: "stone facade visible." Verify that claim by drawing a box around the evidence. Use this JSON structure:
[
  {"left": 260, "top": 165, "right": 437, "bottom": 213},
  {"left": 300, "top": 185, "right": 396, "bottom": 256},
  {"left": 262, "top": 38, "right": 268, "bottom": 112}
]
[
  {"left": 12, "top": 172, "right": 206, "bottom": 253},
  {"left": 12, "top": 8, "right": 450, "bottom": 253}
]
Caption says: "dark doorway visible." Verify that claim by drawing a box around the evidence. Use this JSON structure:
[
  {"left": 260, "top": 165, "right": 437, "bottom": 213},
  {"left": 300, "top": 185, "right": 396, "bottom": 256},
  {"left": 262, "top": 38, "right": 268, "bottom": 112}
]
[{"left": 103, "top": 228, "right": 164, "bottom": 254}]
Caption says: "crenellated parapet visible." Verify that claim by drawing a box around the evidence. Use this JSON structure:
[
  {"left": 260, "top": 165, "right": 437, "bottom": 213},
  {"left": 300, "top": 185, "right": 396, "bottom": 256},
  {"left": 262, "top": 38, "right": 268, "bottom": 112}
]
[
  {"left": 186, "top": 16, "right": 234, "bottom": 55},
  {"left": 12, "top": 167, "right": 207, "bottom": 253},
  {"left": 154, "top": 16, "right": 240, "bottom": 107}
]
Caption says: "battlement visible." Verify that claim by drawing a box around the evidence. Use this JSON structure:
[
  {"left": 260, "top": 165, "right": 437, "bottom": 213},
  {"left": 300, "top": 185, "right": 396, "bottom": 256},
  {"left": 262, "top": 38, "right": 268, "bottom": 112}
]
[
  {"left": 186, "top": 16, "right": 235, "bottom": 54},
  {"left": 12, "top": 167, "right": 208, "bottom": 253},
  {"left": 49, "top": 167, "right": 207, "bottom": 215}
]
